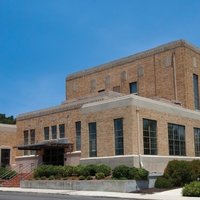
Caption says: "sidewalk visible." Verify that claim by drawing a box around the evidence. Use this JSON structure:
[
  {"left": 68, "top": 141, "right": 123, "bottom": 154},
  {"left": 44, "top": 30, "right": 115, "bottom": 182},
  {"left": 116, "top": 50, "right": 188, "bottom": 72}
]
[{"left": 0, "top": 187, "right": 199, "bottom": 200}]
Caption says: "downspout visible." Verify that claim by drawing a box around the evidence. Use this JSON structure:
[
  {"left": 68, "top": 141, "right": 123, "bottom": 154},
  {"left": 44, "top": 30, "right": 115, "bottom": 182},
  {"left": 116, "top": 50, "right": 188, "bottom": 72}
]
[
  {"left": 136, "top": 107, "right": 143, "bottom": 168},
  {"left": 172, "top": 52, "right": 178, "bottom": 102}
]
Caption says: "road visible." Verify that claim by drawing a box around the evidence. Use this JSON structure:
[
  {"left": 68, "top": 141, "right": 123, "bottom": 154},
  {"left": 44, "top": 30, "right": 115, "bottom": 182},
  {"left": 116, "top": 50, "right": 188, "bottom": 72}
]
[{"left": 0, "top": 191, "right": 143, "bottom": 200}]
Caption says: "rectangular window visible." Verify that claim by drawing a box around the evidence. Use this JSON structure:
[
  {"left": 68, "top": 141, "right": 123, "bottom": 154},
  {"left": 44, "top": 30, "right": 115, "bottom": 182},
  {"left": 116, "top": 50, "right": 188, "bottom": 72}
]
[
  {"left": 168, "top": 123, "right": 186, "bottom": 156},
  {"left": 30, "top": 129, "right": 35, "bottom": 155},
  {"left": 76, "top": 121, "right": 81, "bottom": 151},
  {"left": 129, "top": 82, "right": 137, "bottom": 94},
  {"left": 44, "top": 127, "right": 49, "bottom": 140},
  {"left": 59, "top": 124, "right": 65, "bottom": 138},
  {"left": 143, "top": 119, "right": 157, "bottom": 155},
  {"left": 194, "top": 128, "right": 200, "bottom": 156},
  {"left": 51, "top": 126, "right": 57, "bottom": 139},
  {"left": 30, "top": 129, "right": 35, "bottom": 144},
  {"left": 193, "top": 74, "right": 199, "bottom": 110},
  {"left": 114, "top": 118, "right": 124, "bottom": 155},
  {"left": 89, "top": 122, "right": 97, "bottom": 157},
  {"left": 24, "top": 130, "right": 29, "bottom": 155}
]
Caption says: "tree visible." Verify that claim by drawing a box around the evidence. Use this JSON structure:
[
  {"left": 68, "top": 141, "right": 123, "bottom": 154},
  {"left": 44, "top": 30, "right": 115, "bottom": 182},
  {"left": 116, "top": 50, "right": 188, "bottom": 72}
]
[{"left": 0, "top": 113, "right": 16, "bottom": 124}]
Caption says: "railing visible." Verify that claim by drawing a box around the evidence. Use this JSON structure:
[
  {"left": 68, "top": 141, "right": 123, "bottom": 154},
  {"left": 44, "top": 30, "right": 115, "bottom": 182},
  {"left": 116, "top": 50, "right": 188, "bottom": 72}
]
[{"left": 0, "top": 158, "right": 43, "bottom": 183}]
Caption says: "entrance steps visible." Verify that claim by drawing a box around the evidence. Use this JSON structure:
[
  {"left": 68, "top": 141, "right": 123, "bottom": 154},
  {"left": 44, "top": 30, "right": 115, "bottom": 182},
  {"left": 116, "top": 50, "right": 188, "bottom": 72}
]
[{"left": 1, "top": 173, "right": 32, "bottom": 187}]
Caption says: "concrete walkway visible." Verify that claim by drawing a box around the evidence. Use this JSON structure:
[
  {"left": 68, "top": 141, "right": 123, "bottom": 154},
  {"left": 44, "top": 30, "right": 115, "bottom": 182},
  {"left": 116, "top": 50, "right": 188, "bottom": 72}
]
[{"left": 0, "top": 187, "right": 199, "bottom": 200}]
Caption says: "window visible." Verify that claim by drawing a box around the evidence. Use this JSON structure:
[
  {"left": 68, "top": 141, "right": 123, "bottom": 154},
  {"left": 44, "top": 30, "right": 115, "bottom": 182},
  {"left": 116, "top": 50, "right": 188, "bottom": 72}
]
[
  {"left": 76, "top": 121, "right": 81, "bottom": 151},
  {"left": 168, "top": 123, "right": 186, "bottom": 156},
  {"left": 89, "top": 122, "right": 97, "bottom": 157},
  {"left": 114, "top": 118, "right": 124, "bottom": 155},
  {"left": 30, "top": 129, "right": 35, "bottom": 155},
  {"left": 193, "top": 74, "right": 199, "bottom": 110},
  {"left": 129, "top": 82, "right": 137, "bottom": 94},
  {"left": 194, "top": 128, "right": 200, "bottom": 156},
  {"left": 113, "top": 86, "right": 120, "bottom": 93},
  {"left": 59, "top": 124, "right": 65, "bottom": 138},
  {"left": 51, "top": 125, "right": 57, "bottom": 139},
  {"left": 24, "top": 130, "right": 29, "bottom": 155},
  {"left": 143, "top": 119, "right": 157, "bottom": 155},
  {"left": 44, "top": 127, "right": 49, "bottom": 140},
  {"left": 30, "top": 129, "right": 35, "bottom": 144}
]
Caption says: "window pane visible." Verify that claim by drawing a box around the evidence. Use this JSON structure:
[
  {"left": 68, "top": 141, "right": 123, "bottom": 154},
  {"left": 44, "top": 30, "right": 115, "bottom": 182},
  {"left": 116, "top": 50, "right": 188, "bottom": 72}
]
[
  {"left": 51, "top": 125, "right": 57, "bottom": 139},
  {"left": 193, "top": 74, "right": 200, "bottom": 110},
  {"left": 76, "top": 121, "right": 81, "bottom": 151},
  {"left": 143, "top": 119, "right": 157, "bottom": 155},
  {"left": 89, "top": 122, "right": 97, "bottom": 157},
  {"left": 129, "top": 82, "right": 137, "bottom": 94},
  {"left": 168, "top": 123, "right": 185, "bottom": 156},
  {"left": 59, "top": 124, "right": 65, "bottom": 138},
  {"left": 44, "top": 127, "right": 49, "bottom": 140},
  {"left": 114, "top": 118, "right": 124, "bottom": 155}
]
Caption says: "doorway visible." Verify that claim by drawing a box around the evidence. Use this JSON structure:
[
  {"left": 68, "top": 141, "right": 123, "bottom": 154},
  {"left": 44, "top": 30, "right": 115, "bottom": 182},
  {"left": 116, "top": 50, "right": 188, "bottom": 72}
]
[
  {"left": 43, "top": 148, "right": 64, "bottom": 165},
  {"left": 1, "top": 149, "right": 10, "bottom": 167}
]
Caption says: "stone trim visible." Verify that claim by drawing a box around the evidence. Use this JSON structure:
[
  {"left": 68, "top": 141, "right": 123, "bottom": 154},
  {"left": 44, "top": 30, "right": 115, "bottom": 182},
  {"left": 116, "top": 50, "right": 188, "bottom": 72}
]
[
  {"left": 66, "top": 40, "right": 200, "bottom": 81},
  {"left": 82, "top": 94, "right": 200, "bottom": 121}
]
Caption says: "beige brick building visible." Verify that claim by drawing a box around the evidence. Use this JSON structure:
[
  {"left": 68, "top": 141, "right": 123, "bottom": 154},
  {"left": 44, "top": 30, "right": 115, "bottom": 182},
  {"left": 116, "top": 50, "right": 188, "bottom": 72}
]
[
  {"left": 15, "top": 40, "right": 200, "bottom": 172},
  {"left": 0, "top": 123, "right": 16, "bottom": 167}
]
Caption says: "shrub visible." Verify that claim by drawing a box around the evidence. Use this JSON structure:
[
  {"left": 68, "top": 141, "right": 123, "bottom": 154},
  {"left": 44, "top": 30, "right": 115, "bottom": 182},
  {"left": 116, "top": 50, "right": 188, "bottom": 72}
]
[
  {"left": 155, "top": 177, "right": 173, "bottom": 188},
  {"left": 96, "top": 164, "right": 111, "bottom": 177},
  {"left": 112, "top": 165, "right": 130, "bottom": 179},
  {"left": 190, "top": 160, "right": 200, "bottom": 181},
  {"left": 86, "top": 176, "right": 93, "bottom": 180},
  {"left": 48, "top": 175, "right": 55, "bottom": 180},
  {"left": 136, "top": 168, "right": 149, "bottom": 180},
  {"left": 164, "top": 160, "right": 192, "bottom": 187},
  {"left": 63, "top": 165, "right": 74, "bottom": 177},
  {"left": 95, "top": 172, "right": 105, "bottom": 180},
  {"left": 84, "top": 164, "right": 97, "bottom": 176},
  {"left": 182, "top": 181, "right": 200, "bottom": 197},
  {"left": 78, "top": 175, "right": 85, "bottom": 180},
  {"left": 73, "top": 165, "right": 86, "bottom": 176}
]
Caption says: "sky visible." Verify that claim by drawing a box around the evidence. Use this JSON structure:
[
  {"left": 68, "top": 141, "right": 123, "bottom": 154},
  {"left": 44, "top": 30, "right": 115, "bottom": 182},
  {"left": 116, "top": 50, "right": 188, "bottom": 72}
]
[{"left": 0, "top": 0, "right": 200, "bottom": 117}]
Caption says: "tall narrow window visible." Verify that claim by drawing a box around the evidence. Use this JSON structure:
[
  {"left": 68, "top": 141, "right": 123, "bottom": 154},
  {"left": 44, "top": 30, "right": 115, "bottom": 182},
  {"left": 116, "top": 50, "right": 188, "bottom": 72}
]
[
  {"left": 193, "top": 74, "right": 200, "bottom": 110},
  {"left": 51, "top": 125, "right": 57, "bottom": 139},
  {"left": 44, "top": 127, "right": 49, "bottom": 140},
  {"left": 129, "top": 82, "right": 138, "bottom": 94},
  {"left": 168, "top": 123, "right": 186, "bottom": 156},
  {"left": 24, "top": 130, "right": 29, "bottom": 155},
  {"left": 30, "top": 129, "right": 35, "bottom": 144},
  {"left": 30, "top": 129, "right": 35, "bottom": 155},
  {"left": 143, "top": 119, "right": 157, "bottom": 155},
  {"left": 89, "top": 122, "right": 97, "bottom": 157},
  {"left": 59, "top": 124, "right": 65, "bottom": 138},
  {"left": 114, "top": 118, "right": 124, "bottom": 155},
  {"left": 194, "top": 128, "right": 200, "bottom": 156},
  {"left": 76, "top": 121, "right": 81, "bottom": 151}
]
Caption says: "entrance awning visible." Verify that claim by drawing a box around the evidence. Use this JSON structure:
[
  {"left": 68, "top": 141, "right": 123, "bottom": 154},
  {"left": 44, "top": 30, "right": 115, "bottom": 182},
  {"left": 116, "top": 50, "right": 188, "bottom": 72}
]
[{"left": 17, "top": 138, "right": 73, "bottom": 152}]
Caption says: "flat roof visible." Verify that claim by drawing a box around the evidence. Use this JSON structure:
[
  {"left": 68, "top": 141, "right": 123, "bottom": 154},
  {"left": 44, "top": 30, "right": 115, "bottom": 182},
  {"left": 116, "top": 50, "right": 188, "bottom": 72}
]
[{"left": 66, "top": 40, "right": 200, "bottom": 81}]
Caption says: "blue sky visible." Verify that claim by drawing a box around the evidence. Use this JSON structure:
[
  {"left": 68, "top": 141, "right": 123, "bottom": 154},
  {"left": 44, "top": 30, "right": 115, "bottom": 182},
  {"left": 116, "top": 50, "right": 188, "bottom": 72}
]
[{"left": 0, "top": 0, "right": 200, "bottom": 117}]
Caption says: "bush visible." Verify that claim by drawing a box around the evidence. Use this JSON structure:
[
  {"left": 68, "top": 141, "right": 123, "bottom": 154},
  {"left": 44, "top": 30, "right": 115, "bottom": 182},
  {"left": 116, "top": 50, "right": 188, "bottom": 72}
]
[
  {"left": 112, "top": 165, "right": 130, "bottom": 179},
  {"left": 190, "top": 160, "right": 200, "bottom": 181},
  {"left": 136, "top": 168, "right": 149, "bottom": 180},
  {"left": 155, "top": 177, "right": 173, "bottom": 188},
  {"left": 63, "top": 165, "right": 74, "bottom": 177},
  {"left": 182, "top": 181, "right": 200, "bottom": 197},
  {"left": 78, "top": 175, "right": 85, "bottom": 180},
  {"left": 164, "top": 160, "right": 192, "bottom": 187},
  {"left": 96, "top": 164, "right": 111, "bottom": 177},
  {"left": 95, "top": 172, "right": 105, "bottom": 180},
  {"left": 73, "top": 165, "right": 86, "bottom": 176},
  {"left": 84, "top": 164, "right": 97, "bottom": 176}
]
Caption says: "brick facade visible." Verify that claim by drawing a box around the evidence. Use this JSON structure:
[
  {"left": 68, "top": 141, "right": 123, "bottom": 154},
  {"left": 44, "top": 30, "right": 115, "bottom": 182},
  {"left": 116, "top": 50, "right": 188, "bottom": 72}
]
[{"left": 15, "top": 40, "right": 200, "bottom": 172}]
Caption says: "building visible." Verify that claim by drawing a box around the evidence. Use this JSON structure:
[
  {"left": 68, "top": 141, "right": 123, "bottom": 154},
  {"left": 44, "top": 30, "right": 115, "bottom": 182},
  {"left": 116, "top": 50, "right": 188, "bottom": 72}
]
[
  {"left": 0, "top": 123, "right": 16, "bottom": 167},
  {"left": 15, "top": 40, "right": 200, "bottom": 173}
]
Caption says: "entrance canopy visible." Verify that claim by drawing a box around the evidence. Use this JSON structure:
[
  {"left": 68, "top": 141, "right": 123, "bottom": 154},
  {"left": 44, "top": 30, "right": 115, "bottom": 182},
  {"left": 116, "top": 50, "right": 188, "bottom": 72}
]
[{"left": 17, "top": 138, "right": 73, "bottom": 152}]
